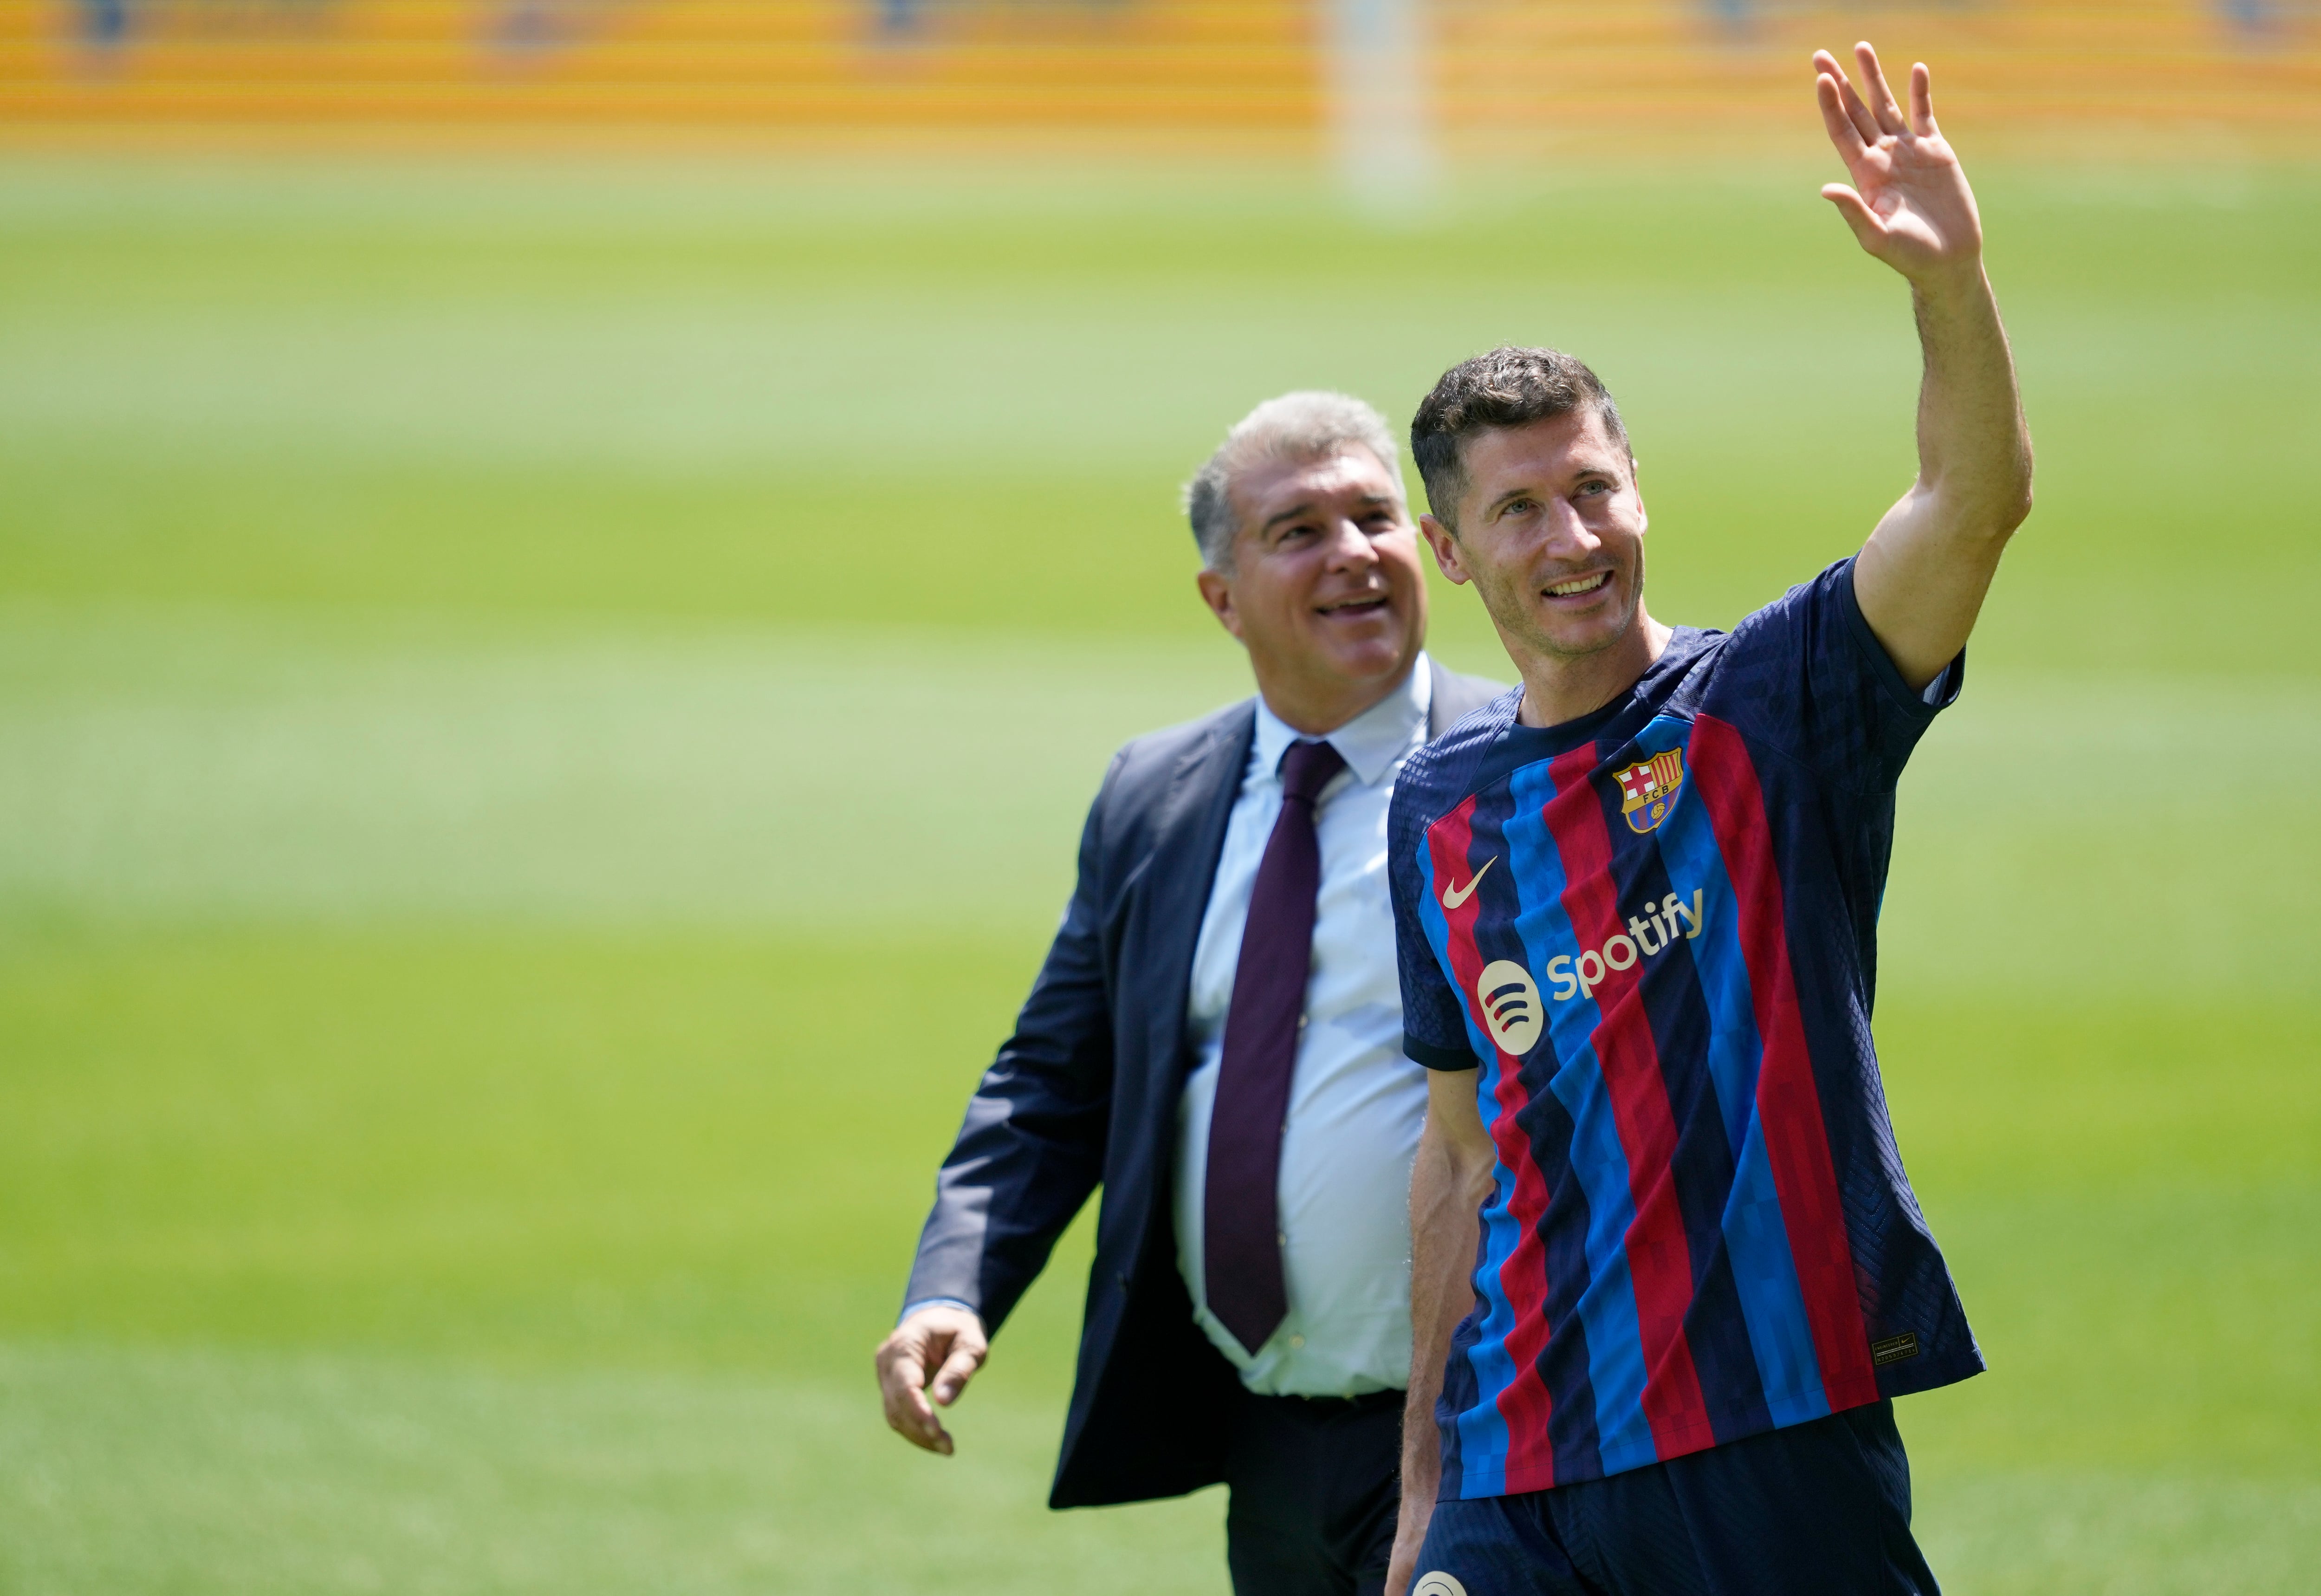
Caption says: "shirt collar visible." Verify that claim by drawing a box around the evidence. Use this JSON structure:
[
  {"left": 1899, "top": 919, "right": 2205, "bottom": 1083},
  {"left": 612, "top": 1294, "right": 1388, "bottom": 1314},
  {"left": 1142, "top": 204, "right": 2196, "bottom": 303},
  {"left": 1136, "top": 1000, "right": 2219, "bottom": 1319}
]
[{"left": 1251, "top": 652, "right": 1433, "bottom": 789}]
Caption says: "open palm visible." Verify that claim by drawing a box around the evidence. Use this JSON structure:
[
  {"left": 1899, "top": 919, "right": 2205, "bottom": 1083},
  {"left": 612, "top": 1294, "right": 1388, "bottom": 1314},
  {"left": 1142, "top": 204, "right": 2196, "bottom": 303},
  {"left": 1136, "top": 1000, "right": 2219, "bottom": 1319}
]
[{"left": 1815, "top": 43, "right": 1983, "bottom": 285}]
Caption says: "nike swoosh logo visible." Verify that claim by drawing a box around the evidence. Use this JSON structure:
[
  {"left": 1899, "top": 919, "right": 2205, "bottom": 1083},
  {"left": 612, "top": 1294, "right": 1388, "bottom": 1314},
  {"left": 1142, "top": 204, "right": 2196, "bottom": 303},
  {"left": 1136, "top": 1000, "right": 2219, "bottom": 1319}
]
[{"left": 1441, "top": 857, "right": 1497, "bottom": 909}]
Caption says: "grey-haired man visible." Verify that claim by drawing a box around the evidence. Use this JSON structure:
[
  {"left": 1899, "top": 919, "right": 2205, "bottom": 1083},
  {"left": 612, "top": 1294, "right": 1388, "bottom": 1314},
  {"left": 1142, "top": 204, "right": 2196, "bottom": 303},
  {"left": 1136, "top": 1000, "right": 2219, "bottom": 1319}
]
[{"left": 878, "top": 393, "right": 1501, "bottom": 1594}]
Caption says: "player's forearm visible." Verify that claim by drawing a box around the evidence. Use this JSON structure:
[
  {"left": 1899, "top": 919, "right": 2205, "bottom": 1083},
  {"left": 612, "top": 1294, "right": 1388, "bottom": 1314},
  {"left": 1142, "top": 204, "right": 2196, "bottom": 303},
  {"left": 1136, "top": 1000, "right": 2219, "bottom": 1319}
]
[
  {"left": 1398, "top": 1290, "right": 1462, "bottom": 1514},
  {"left": 1401, "top": 1116, "right": 1493, "bottom": 1510},
  {"left": 1907, "top": 263, "right": 2034, "bottom": 542},
  {"left": 1400, "top": 1201, "right": 1453, "bottom": 1504}
]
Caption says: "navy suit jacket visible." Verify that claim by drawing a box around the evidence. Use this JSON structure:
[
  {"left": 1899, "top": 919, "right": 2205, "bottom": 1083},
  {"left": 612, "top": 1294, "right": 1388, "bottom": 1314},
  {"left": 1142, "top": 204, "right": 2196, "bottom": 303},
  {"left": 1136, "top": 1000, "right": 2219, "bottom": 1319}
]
[{"left": 901, "top": 657, "right": 1504, "bottom": 1509}]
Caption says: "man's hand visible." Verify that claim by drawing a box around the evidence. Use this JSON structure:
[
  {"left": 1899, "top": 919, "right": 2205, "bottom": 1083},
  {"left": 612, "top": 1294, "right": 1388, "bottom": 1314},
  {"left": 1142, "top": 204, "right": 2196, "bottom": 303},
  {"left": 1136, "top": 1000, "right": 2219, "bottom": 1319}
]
[
  {"left": 875, "top": 1304, "right": 988, "bottom": 1456},
  {"left": 1815, "top": 41, "right": 2033, "bottom": 691},
  {"left": 1815, "top": 43, "right": 1981, "bottom": 291}
]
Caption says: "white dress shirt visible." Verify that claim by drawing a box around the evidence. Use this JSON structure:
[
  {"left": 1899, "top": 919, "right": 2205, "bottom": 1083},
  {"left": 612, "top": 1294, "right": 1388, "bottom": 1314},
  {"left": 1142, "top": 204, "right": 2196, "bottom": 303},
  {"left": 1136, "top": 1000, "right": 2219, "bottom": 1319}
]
[{"left": 1172, "top": 656, "right": 1434, "bottom": 1397}]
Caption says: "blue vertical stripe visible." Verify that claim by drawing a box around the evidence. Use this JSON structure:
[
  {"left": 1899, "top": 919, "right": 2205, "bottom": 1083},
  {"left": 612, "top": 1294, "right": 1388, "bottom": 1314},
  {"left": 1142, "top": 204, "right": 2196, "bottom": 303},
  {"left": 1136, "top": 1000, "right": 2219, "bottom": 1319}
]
[
  {"left": 1468, "top": 786, "right": 1602, "bottom": 1485},
  {"left": 1633, "top": 715, "right": 1752, "bottom": 1153},
  {"left": 1639, "top": 715, "right": 1831, "bottom": 1427},
  {"left": 1501, "top": 761, "right": 1660, "bottom": 1477}
]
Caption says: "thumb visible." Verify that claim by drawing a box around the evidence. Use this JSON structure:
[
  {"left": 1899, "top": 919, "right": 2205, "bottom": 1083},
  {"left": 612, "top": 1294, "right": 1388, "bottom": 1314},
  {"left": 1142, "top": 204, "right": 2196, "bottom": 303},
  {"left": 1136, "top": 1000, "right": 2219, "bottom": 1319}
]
[
  {"left": 1821, "top": 183, "right": 1885, "bottom": 252},
  {"left": 930, "top": 1339, "right": 985, "bottom": 1407}
]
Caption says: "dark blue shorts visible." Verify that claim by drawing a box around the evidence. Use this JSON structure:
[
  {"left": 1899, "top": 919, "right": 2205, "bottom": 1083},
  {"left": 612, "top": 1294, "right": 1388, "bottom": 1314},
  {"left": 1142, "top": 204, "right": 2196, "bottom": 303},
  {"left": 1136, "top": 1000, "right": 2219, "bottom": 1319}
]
[{"left": 1410, "top": 1401, "right": 1938, "bottom": 1596}]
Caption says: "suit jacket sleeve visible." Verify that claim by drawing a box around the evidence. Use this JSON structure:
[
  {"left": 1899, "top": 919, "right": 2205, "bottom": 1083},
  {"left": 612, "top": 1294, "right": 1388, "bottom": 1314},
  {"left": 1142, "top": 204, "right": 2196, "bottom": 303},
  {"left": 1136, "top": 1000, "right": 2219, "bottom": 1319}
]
[{"left": 900, "top": 752, "right": 1122, "bottom": 1333}]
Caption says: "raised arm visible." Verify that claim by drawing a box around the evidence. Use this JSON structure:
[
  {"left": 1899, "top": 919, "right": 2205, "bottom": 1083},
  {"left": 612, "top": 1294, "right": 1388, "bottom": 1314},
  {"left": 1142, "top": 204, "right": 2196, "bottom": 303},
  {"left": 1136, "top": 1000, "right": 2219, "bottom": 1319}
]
[
  {"left": 1385, "top": 1067, "right": 1498, "bottom": 1596},
  {"left": 1816, "top": 42, "right": 2034, "bottom": 691}
]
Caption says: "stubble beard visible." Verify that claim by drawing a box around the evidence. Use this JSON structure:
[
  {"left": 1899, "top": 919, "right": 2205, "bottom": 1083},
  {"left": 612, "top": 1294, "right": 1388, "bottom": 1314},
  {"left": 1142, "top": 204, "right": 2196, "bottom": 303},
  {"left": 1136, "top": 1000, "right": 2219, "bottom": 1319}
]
[{"left": 1489, "top": 551, "right": 1646, "bottom": 666}]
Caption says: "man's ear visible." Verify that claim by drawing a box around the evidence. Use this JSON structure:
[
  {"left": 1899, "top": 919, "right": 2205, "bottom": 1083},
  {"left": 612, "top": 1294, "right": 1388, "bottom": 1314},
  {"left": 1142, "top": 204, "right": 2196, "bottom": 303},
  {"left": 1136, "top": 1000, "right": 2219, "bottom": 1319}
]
[
  {"left": 1195, "top": 568, "right": 1245, "bottom": 641},
  {"left": 1419, "top": 514, "right": 1472, "bottom": 586}
]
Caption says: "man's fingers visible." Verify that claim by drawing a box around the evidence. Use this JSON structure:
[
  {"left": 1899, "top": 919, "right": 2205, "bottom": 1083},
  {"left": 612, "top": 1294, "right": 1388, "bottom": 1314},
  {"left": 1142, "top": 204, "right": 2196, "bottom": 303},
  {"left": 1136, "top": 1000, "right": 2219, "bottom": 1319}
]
[
  {"left": 884, "top": 1378, "right": 956, "bottom": 1453},
  {"left": 1822, "top": 184, "right": 1886, "bottom": 251},
  {"left": 1854, "top": 40, "right": 1907, "bottom": 136},
  {"left": 878, "top": 1346, "right": 927, "bottom": 1421},
  {"left": 909, "top": 1395, "right": 956, "bottom": 1456},
  {"left": 1838, "top": 69, "right": 1880, "bottom": 144},
  {"left": 1815, "top": 67, "right": 1869, "bottom": 161},
  {"left": 930, "top": 1341, "right": 985, "bottom": 1407},
  {"left": 1813, "top": 50, "right": 1879, "bottom": 145},
  {"left": 885, "top": 1382, "right": 929, "bottom": 1435},
  {"left": 875, "top": 1331, "right": 953, "bottom": 1453},
  {"left": 1909, "top": 61, "right": 1938, "bottom": 138},
  {"left": 875, "top": 1308, "right": 986, "bottom": 1456},
  {"left": 880, "top": 1353, "right": 938, "bottom": 1439},
  {"left": 898, "top": 1403, "right": 954, "bottom": 1454}
]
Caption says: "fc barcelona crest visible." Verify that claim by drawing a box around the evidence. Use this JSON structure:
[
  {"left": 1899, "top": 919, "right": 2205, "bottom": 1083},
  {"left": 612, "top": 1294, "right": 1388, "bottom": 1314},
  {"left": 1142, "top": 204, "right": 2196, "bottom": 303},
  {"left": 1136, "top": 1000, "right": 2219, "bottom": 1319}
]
[{"left": 1614, "top": 750, "right": 1685, "bottom": 833}]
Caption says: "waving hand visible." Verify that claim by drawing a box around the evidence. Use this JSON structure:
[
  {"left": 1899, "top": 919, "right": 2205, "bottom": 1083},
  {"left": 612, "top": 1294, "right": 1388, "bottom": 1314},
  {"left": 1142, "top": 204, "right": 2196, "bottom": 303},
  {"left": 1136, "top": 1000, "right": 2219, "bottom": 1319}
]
[
  {"left": 1815, "top": 43, "right": 2032, "bottom": 693},
  {"left": 1815, "top": 44, "right": 1982, "bottom": 290}
]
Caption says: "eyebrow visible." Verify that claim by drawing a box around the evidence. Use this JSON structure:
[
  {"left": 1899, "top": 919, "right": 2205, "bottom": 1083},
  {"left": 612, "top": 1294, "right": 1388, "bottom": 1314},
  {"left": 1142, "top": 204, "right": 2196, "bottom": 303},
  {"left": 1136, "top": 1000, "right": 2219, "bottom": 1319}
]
[
  {"left": 1261, "top": 493, "right": 1398, "bottom": 534},
  {"left": 1485, "top": 465, "right": 1621, "bottom": 519}
]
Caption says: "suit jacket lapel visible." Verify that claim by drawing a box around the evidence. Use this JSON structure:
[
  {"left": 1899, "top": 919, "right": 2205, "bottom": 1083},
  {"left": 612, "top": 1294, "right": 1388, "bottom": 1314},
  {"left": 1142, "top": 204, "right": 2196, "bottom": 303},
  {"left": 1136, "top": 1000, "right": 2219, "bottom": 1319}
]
[
  {"left": 1429, "top": 657, "right": 1503, "bottom": 740},
  {"left": 1429, "top": 657, "right": 1461, "bottom": 740},
  {"left": 1134, "top": 702, "right": 1255, "bottom": 1091}
]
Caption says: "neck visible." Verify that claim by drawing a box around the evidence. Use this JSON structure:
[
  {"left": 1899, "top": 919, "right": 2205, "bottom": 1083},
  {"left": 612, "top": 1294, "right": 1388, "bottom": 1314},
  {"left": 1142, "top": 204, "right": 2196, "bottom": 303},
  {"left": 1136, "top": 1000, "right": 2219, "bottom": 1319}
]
[
  {"left": 1252, "top": 657, "right": 1419, "bottom": 738},
  {"left": 1510, "top": 610, "right": 1673, "bottom": 729}
]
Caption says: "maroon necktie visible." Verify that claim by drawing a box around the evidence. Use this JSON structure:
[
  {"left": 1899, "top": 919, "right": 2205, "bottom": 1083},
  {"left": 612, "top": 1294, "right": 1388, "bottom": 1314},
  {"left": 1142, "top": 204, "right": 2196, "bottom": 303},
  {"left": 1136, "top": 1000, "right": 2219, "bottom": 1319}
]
[{"left": 1203, "top": 736, "right": 1347, "bottom": 1355}]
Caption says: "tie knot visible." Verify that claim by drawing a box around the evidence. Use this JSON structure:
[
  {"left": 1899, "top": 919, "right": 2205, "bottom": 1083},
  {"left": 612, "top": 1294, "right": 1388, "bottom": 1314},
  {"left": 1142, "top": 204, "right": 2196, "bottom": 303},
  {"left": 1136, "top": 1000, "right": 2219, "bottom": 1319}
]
[{"left": 1277, "top": 739, "right": 1346, "bottom": 806}]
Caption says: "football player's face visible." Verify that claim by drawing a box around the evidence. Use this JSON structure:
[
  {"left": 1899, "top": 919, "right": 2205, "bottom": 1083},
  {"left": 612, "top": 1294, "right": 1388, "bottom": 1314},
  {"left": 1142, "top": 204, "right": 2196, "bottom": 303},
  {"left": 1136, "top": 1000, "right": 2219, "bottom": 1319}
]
[
  {"left": 1198, "top": 448, "right": 1427, "bottom": 716},
  {"left": 1422, "top": 410, "right": 1648, "bottom": 663}
]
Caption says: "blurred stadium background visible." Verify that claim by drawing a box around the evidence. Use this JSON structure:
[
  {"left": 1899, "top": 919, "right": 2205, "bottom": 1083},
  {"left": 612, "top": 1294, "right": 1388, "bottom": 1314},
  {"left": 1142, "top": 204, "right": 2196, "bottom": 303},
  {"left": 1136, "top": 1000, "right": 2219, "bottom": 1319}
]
[{"left": 0, "top": 2, "right": 2316, "bottom": 1592}]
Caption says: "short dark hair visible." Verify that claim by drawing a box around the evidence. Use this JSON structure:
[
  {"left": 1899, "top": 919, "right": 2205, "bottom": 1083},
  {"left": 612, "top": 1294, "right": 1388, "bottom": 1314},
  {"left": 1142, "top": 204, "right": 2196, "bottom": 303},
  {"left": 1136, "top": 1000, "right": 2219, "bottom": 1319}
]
[{"left": 1409, "top": 346, "right": 1629, "bottom": 529}]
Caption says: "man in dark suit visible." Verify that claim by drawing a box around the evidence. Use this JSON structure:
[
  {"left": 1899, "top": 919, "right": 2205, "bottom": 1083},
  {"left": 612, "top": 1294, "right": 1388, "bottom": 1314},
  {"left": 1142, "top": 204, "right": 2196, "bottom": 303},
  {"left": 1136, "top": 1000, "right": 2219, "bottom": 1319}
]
[{"left": 877, "top": 390, "right": 1501, "bottom": 1596}]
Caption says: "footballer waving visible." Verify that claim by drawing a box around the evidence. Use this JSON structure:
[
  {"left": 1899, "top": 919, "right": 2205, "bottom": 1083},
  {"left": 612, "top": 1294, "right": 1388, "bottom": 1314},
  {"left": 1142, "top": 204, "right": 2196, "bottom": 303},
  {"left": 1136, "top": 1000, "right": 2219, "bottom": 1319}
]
[{"left": 1385, "top": 43, "right": 2030, "bottom": 1596}]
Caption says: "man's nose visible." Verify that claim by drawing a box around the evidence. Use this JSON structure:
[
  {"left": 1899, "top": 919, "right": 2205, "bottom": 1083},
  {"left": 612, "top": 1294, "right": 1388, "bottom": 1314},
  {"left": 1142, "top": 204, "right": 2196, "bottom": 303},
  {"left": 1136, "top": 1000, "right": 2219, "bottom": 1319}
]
[
  {"left": 1543, "top": 496, "right": 1602, "bottom": 556},
  {"left": 1323, "top": 516, "right": 1380, "bottom": 568}
]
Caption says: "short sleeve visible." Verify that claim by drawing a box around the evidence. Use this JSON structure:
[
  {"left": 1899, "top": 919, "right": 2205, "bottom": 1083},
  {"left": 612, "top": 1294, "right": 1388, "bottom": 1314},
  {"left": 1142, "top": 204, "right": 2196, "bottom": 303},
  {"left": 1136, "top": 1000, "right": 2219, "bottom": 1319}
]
[
  {"left": 1388, "top": 753, "right": 1480, "bottom": 1073},
  {"left": 1714, "top": 555, "right": 1963, "bottom": 794}
]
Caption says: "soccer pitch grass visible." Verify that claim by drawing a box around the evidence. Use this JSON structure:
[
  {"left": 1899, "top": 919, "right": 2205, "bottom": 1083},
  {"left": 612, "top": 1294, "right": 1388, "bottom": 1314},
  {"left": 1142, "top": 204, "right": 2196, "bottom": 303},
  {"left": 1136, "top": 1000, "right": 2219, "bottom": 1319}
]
[{"left": 1, "top": 156, "right": 2316, "bottom": 1592}]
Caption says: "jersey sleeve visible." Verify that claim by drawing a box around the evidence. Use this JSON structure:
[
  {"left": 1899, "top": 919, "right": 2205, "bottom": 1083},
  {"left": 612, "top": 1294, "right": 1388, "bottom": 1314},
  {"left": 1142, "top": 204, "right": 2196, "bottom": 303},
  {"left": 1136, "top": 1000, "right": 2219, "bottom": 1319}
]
[
  {"left": 1389, "top": 751, "right": 1479, "bottom": 1072},
  {"left": 1716, "top": 555, "right": 1963, "bottom": 794}
]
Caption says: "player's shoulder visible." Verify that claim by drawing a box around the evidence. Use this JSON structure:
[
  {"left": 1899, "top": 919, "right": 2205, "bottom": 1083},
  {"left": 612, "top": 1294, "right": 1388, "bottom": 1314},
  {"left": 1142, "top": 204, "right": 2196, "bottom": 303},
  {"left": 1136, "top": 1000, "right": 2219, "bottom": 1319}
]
[
  {"left": 1393, "top": 685, "right": 1522, "bottom": 838},
  {"left": 1699, "top": 553, "right": 1911, "bottom": 715},
  {"left": 1723, "top": 555, "right": 1859, "bottom": 655}
]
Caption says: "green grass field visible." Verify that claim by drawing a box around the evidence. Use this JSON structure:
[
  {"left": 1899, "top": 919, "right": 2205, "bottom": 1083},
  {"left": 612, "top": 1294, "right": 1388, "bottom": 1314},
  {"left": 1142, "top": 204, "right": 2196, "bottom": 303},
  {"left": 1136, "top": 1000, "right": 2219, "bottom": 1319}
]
[{"left": 0, "top": 154, "right": 2316, "bottom": 1593}]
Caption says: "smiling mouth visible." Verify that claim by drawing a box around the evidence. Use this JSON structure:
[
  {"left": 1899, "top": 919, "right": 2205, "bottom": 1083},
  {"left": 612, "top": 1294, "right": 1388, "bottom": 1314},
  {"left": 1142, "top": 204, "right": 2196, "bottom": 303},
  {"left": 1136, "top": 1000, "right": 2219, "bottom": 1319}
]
[
  {"left": 1543, "top": 571, "right": 1613, "bottom": 599},
  {"left": 1318, "top": 595, "right": 1391, "bottom": 617}
]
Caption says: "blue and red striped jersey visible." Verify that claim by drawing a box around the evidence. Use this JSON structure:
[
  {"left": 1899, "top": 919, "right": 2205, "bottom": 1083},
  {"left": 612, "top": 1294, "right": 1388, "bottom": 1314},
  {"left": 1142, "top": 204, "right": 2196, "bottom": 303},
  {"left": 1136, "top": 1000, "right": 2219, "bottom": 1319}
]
[{"left": 1389, "top": 558, "right": 1982, "bottom": 1501}]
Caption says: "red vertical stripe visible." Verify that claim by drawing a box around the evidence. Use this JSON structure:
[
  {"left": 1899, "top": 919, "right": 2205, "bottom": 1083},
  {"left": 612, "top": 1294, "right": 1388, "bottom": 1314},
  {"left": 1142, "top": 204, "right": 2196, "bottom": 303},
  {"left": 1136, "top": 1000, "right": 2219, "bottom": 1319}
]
[
  {"left": 1687, "top": 715, "right": 1880, "bottom": 1409},
  {"left": 1543, "top": 746, "right": 1714, "bottom": 1459},
  {"left": 1427, "top": 800, "right": 1556, "bottom": 1490}
]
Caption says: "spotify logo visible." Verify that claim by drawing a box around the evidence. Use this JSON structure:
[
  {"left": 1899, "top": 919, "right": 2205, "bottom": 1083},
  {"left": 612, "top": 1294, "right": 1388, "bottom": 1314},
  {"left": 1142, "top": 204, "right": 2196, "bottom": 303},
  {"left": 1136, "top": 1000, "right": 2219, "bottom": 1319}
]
[
  {"left": 1415, "top": 1575, "right": 1469, "bottom": 1596},
  {"left": 1476, "top": 959, "right": 1543, "bottom": 1056}
]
